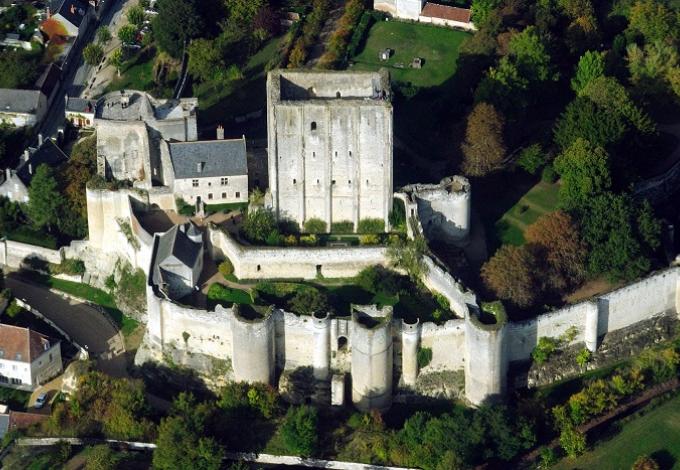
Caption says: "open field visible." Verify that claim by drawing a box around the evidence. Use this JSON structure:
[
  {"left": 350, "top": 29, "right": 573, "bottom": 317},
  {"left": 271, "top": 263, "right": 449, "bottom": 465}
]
[
  {"left": 351, "top": 20, "right": 468, "bottom": 88},
  {"left": 555, "top": 392, "right": 680, "bottom": 470}
]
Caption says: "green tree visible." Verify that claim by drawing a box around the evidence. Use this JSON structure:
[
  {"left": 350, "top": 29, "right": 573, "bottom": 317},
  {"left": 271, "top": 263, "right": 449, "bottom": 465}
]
[
  {"left": 27, "top": 165, "right": 63, "bottom": 231},
  {"left": 280, "top": 406, "right": 318, "bottom": 457},
  {"left": 553, "top": 97, "right": 627, "bottom": 150},
  {"left": 226, "top": 0, "right": 265, "bottom": 23},
  {"left": 85, "top": 445, "right": 119, "bottom": 470},
  {"left": 579, "top": 193, "right": 658, "bottom": 280},
  {"left": 475, "top": 57, "right": 529, "bottom": 112},
  {"left": 61, "top": 135, "right": 96, "bottom": 219},
  {"left": 188, "top": 38, "right": 225, "bottom": 82},
  {"left": 517, "top": 144, "right": 547, "bottom": 174},
  {"left": 153, "top": 0, "right": 204, "bottom": 57},
  {"left": 508, "top": 26, "right": 555, "bottom": 84},
  {"left": 628, "top": 0, "right": 678, "bottom": 44},
  {"left": 242, "top": 208, "right": 278, "bottom": 244},
  {"left": 117, "top": 24, "right": 137, "bottom": 45},
  {"left": 554, "top": 138, "right": 612, "bottom": 209},
  {"left": 287, "top": 288, "right": 329, "bottom": 315},
  {"left": 387, "top": 235, "right": 428, "bottom": 281},
  {"left": 153, "top": 416, "right": 223, "bottom": 470},
  {"left": 471, "top": 0, "right": 502, "bottom": 26},
  {"left": 108, "top": 48, "right": 124, "bottom": 77},
  {"left": 96, "top": 26, "right": 112, "bottom": 44},
  {"left": 0, "top": 50, "right": 41, "bottom": 89},
  {"left": 461, "top": 102, "right": 506, "bottom": 176},
  {"left": 559, "top": 425, "right": 586, "bottom": 458},
  {"left": 627, "top": 42, "right": 680, "bottom": 101},
  {"left": 84, "top": 43, "right": 104, "bottom": 66},
  {"left": 571, "top": 50, "right": 605, "bottom": 94},
  {"left": 126, "top": 5, "right": 145, "bottom": 26}
]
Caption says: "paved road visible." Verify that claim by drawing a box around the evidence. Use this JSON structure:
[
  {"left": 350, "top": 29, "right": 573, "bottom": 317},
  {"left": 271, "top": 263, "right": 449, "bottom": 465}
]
[
  {"left": 36, "top": 0, "right": 126, "bottom": 141},
  {"left": 5, "top": 275, "right": 127, "bottom": 378}
]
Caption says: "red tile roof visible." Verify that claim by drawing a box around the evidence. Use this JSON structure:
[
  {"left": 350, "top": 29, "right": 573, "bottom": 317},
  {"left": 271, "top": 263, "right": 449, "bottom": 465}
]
[
  {"left": 421, "top": 3, "right": 472, "bottom": 23},
  {"left": 9, "top": 411, "right": 47, "bottom": 430},
  {"left": 0, "top": 324, "right": 53, "bottom": 363}
]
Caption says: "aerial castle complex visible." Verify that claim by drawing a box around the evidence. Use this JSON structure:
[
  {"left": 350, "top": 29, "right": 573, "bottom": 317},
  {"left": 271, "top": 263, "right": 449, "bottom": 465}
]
[{"left": 1, "top": 70, "right": 678, "bottom": 411}]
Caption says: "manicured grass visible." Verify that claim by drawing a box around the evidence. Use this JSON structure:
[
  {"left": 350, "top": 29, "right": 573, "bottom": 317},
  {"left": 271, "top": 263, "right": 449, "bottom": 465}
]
[
  {"left": 554, "top": 392, "right": 680, "bottom": 470},
  {"left": 207, "top": 283, "right": 253, "bottom": 308},
  {"left": 494, "top": 181, "right": 560, "bottom": 246},
  {"left": 25, "top": 274, "right": 139, "bottom": 337},
  {"left": 5, "top": 226, "right": 58, "bottom": 250},
  {"left": 106, "top": 47, "right": 172, "bottom": 97},
  {"left": 351, "top": 20, "right": 469, "bottom": 88}
]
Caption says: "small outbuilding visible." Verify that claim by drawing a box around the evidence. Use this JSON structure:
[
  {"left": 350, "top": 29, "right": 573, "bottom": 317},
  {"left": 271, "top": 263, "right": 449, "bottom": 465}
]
[
  {"left": 411, "top": 57, "right": 423, "bottom": 69},
  {"left": 379, "top": 48, "right": 391, "bottom": 61}
]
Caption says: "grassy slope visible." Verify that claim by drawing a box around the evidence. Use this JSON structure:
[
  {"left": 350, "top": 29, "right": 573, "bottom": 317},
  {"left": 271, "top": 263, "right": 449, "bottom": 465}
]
[
  {"left": 494, "top": 180, "right": 560, "bottom": 246},
  {"left": 555, "top": 393, "right": 680, "bottom": 470},
  {"left": 352, "top": 21, "right": 468, "bottom": 88}
]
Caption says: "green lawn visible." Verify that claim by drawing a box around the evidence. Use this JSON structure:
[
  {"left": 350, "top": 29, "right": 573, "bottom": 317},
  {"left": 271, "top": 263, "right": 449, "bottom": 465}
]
[
  {"left": 205, "top": 202, "right": 248, "bottom": 215},
  {"left": 351, "top": 20, "right": 469, "bottom": 88},
  {"left": 555, "top": 393, "right": 680, "bottom": 470},
  {"left": 106, "top": 47, "right": 173, "bottom": 97},
  {"left": 494, "top": 181, "right": 560, "bottom": 246},
  {"left": 207, "top": 284, "right": 253, "bottom": 308}
]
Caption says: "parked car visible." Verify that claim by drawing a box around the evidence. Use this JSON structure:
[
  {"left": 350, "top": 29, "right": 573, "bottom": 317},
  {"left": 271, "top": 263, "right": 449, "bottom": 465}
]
[{"left": 34, "top": 393, "right": 48, "bottom": 409}]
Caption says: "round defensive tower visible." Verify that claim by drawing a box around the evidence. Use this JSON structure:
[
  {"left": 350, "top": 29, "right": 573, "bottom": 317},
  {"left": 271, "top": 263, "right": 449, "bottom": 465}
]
[
  {"left": 464, "top": 302, "right": 508, "bottom": 406},
  {"left": 351, "top": 305, "right": 394, "bottom": 412},
  {"left": 231, "top": 305, "right": 276, "bottom": 384},
  {"left": 401, "top": 318, "right": 420, "bottom": 387},
  {"left": 312, "top": 311, "right": 331, "bottom": 380},
  {"left": 444, "top": 175, "right": 471, "bottom": 242}
]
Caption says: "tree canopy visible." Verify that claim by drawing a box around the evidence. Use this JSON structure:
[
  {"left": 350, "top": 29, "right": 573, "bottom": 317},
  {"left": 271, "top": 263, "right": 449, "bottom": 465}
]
[
  {"left": 461, "top": 103, "right": 506, "bottom": 176},
  {"left": 554, "top": 138, "right": 612, "bottom": 209},
  {"left": 27, "top": 165, "right": 63, "bottom": 231},
  {"left": 152, "top": 0, "right": 204, "bottom": 57}
]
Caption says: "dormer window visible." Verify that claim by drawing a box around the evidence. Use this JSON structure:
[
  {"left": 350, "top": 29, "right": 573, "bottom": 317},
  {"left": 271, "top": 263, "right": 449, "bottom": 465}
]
[
  {"left": 196, "top": 162, "right": 205, "bottom": 173},
  {"left": 15, "top": 353, "right": 21, "bottom": 361}
]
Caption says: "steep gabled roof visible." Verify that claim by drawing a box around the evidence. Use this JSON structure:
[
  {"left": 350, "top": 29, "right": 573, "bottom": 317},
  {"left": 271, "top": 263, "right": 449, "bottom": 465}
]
[
  {"left": 0, "top": 324, "right": 54, "bottom": 363},
  {"left": 0, "top": 89, "right": 43, "bottom": 114},
  {"left": 152, "top": 223, "right": 203, "bottom": 287},
  {"left": 35, "top": 63, "right": 62, "bottom": 98},
  {"left": 168, "top": 138, "right": 248, "bottom": 179}
]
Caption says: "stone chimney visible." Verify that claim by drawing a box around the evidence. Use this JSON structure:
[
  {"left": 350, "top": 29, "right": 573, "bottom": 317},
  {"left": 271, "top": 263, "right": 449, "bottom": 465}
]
[
  {"left": 216, "top": 125, "right": 224, "bottom": 140},
  {"left": 5, "top": 168, "right": 11, "bottom": 180},
  {"left": 22, "top": 150, "right": 29, "bottom": 162},
  {"left": 28, "top": 163, "right": 32, "bottom": 175},
  {"left": 38, "top": 133, "right": 43, "bottom": 146}
]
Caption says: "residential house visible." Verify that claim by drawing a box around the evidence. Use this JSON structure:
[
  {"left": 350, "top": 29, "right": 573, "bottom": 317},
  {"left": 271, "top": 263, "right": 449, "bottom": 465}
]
[
  {"left": 0, "top": 89, "right": 47, "bottom": 128},
  {"left": 35, "top": 63, "right": 62, "bottom": 108},
  {"left": 45, "top": 0, "right": 92, "bottom": 38},
  {"left": 168, "top": 133, "right": 249, "bottom": 206},
  {"left": 65, "top": 96, "right": 96, "bottom": 128},
  {"left": 0, "top": 324, "right": 63, "bottom": 391},
  {"left": 151, "top": 222, "right": 204, "bottom": 300},
  {"left": 0, "top": 139, "right": 69, "bottom": 203}
]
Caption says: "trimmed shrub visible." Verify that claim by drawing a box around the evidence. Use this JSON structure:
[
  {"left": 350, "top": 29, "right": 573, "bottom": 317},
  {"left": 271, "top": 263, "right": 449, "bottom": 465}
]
[
  {"left": 517, "top": 144, "right": 547, "bottom": 174},
  {"left": 360, "top": 234, "right": 380, "bottom": 245},
  {"left": 331, "top": 221, "right": 354, "bottom": 234},
  {"left": 176, "top": 198, "right": 195, "bottom": 216},
  {"left": 541, "top": 164, "right": 558, "bottom": 183},
  {"left": 303, "top": 218, "right": 327, "bottom": 234},
  {"left": 417, "top": 347, "right": 433, "bottom": 369},
  {"left": 532, "top": 337, "right": 560, "bottom": 364},
  {"left": 218, "top": 259, "right": 234, "bottom": 279},
  {"left": 389, "top": 198, "right": 406, "bottom": 232},
  {"left": 358, "top": 218, "right": 385, "bottom": 234},
  {"left": 299, "top": 234, "right": 318, "bottom": 246}
]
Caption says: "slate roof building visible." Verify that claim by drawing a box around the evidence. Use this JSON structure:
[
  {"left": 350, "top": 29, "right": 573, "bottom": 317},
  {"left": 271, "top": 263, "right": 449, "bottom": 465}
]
[
  {"left": 0, "top": 139, "right": 68, "bottom": 203},
  {"left": 167, "top": 134, "right": 249, "bottom": 205},
  {"left": 0, "top": 89, "right": 47, "bottom": 128},
  {"left": 65, "top": 96, "right": 97, "bottom": 128},
  {"left": 0, "top": 324, "right": 63, "bottom": 391},
  {"left": 151, "top": 222, "right": 204, "bottom": 300},
  {"left": 47, "top": 0, "right": 92, "bottom": 37}
]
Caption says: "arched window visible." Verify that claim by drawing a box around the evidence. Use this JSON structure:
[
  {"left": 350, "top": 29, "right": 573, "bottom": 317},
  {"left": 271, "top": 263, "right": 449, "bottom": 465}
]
[
  {"left": 311, "top": 121, "right": 317, "bottom": 131},
  {"left": 338, "top": 336, "right": 348, "bottom": 351},
  {"left": 336, "top": 91, "right": 341, "bottom": 98}
]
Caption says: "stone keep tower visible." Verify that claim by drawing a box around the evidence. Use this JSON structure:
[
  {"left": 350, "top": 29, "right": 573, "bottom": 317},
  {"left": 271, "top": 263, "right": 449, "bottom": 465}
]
[{"left": 266, "top": 70, "right": 393, "bottom": 231}]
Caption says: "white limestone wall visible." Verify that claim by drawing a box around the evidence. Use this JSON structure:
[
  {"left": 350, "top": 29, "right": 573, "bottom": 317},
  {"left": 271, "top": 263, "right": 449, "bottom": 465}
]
[
  {"left": 208, "top": 227, "right": 388, "bottom": 279},
  {"left": 599, "top": 268, "right": 678, "bottom": 332},
  {"left": 464, "top": 314, "right": 506, "bottom": 405},
  {"left": 174, "top": 175, "right": 248, "bottom": 205},
  {"left": 419, "top": 319, "right": 465, "bottom": 371},
  {"left": 395, "top": 0, "right": 424, "bottom": 19},
  {"left": 231, "top": 308, "right": 276, "bottom": 384},
  {"left": 275, "top": 310, "right": 317, "bottom": 371},
  {"left": 506, "top": 303, "right": 592, "bottom": 362},
  {"left": 417, "top": 14, "right": 476, "bottom": 31},
  {"left": 421, "top": 256, "right": 475, "bottom": 317},
  {"left": 0, "top": 240, "right": 63, "bottom": 268}
]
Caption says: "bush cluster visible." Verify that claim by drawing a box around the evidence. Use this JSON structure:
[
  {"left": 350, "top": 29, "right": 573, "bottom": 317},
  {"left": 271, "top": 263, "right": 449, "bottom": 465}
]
[
  {"left": 318, "top": 0, "right": 366, "bottom": 69},
  {"left": 358, "top": 218, "right": 385, "bottom": 234}
]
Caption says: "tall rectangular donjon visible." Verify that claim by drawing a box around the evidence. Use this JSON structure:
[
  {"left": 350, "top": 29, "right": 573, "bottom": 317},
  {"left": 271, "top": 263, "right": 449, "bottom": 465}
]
[{"left": 266, "top": 70, "right": 393, "bottom": 231}]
